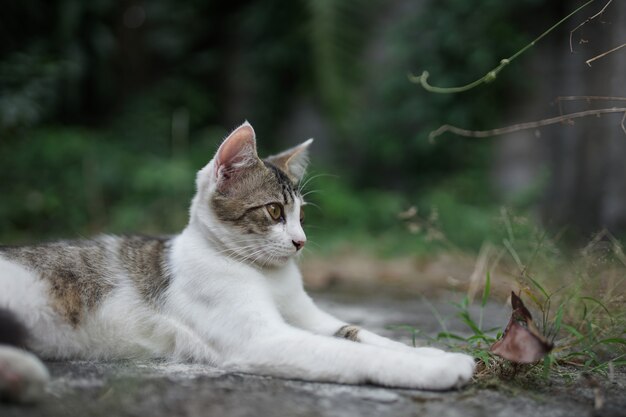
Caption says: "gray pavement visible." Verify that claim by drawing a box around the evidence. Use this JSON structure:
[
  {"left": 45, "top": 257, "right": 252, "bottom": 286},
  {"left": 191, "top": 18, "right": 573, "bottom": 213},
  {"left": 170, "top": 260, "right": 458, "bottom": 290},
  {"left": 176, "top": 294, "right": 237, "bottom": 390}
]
[{"left": 1, "top": 291, "right": 624, "bottom": 417}]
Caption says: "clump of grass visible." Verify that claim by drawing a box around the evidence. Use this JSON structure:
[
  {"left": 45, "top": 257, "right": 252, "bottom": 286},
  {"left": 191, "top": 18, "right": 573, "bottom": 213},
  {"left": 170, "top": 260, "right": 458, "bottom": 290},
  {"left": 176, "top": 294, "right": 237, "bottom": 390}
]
[{"left": 399, "top": 225, "right": 626, "bottom": 386}]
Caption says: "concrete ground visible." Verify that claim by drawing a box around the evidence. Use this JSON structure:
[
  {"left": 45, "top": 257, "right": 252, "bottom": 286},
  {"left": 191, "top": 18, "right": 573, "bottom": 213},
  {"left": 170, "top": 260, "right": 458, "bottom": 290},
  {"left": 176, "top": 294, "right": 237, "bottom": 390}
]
[{"left": 2, "top": 291, "right": 624, "bottom": 417}]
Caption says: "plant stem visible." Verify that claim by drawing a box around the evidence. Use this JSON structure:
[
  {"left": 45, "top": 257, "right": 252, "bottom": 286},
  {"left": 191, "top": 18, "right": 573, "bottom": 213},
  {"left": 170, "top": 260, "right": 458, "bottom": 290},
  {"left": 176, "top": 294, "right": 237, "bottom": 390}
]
[{"left": 429, "top": 107, "right": 626, "bottom": 140}]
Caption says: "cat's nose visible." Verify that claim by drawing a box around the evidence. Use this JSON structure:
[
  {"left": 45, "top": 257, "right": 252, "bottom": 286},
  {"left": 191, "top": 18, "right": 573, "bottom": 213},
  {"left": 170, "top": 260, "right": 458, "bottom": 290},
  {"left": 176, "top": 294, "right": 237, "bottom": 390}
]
[{"left": 292, "top": 240, "right": 305, "bottom": 251}]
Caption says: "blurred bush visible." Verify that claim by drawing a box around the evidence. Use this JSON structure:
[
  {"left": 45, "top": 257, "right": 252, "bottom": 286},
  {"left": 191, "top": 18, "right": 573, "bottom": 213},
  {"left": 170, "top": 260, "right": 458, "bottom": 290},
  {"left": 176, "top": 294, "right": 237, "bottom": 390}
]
[{"left": 0, "top": 0, "right": 546, "bottom": 249}]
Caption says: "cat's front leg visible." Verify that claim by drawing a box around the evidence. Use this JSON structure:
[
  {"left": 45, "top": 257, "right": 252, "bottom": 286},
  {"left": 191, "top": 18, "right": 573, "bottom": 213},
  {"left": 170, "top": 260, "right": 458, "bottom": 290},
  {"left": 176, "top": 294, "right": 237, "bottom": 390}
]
[
  {"left": 296, "top": 293, "right": 446, "bottom": 356},
  {"left": 225, "top": 324, "right": 475, "bottom": 390},
  {"left": 270, "top": 271, "right": 447, "bottom": 356},
  {"left": 175, "top": 276, "right": 474, "bottom": 390}
]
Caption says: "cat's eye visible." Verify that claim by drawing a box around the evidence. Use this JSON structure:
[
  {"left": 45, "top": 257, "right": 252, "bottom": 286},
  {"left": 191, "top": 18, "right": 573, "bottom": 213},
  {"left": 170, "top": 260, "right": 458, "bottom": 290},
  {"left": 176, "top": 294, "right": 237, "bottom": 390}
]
[
  {"left": 299, "top": 207, "right": 305, "bottom": 224},
  {"left": 266, "top": 203, "right": 284, "bottom": 221}
]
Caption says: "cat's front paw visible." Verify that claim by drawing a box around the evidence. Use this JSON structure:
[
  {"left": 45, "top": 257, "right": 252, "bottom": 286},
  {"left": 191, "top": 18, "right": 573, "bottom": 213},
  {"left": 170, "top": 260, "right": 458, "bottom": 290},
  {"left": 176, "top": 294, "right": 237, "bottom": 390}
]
[
  {"left": 410, "top": 352, "right": 475, "bottom": 390},
  {"left": 388, "top": 351, "right": 475, "bottom": 390},
  {"left": 442, "top": 352, "right": 476, "bottom": 389}
]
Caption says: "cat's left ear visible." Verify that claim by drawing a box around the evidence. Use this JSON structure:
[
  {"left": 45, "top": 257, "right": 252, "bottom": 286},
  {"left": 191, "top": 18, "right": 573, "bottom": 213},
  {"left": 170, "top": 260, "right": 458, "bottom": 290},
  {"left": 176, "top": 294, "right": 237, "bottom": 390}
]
[
  {"left": 214, "top": 121, "right": 259, "bottom": 177},
  {"left": 197, "top": 121, "right": 260, "bottom": 191},
  {"left": 265, "top": 139, "right": 313, "bottom": 183}
]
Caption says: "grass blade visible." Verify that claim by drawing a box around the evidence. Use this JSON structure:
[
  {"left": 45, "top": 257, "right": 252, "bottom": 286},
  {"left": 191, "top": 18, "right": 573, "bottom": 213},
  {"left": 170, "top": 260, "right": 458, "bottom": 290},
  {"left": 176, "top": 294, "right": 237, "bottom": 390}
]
[
  {"left": 422, "top": 296, "right": 453, "bottom": 345},
  {"left": 458, "top": 310, "right": 484, "bottom": 336},
  {"left": 550, "top": 303, "right": 565, "bottom": 341},
  {"left": 437, "top": 332, "right": 466, "bottom": 341},
  {"left": 542, "top": 354, "right": 554, "bottom": 378},
  {"left": 478, "top": 271, "right": 491, "bottom": 331},
  {"left": 579, "top": 296, "right": 612, "bottom": 317},
  {"left": 562, "top": 324, "right": 584, "bottom": 341},
  {"left": 386, "top": 325, "right": 422, "bottom": 347},
  {"left": 597, "top": 338, "right": 626, "bottom": 347},
  {"left": 482, "top": 271, "right": 491, "bottom": 308},
  {"left": 527, "top": 275, "right": 550, "bottom": 299}
]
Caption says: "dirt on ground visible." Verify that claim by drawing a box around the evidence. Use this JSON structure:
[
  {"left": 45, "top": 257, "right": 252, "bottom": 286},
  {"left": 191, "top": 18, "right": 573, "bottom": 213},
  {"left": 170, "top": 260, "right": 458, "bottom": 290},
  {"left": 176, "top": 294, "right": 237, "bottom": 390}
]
[{"left": 300, "top": 249, "right": 514, "bottom": 298}]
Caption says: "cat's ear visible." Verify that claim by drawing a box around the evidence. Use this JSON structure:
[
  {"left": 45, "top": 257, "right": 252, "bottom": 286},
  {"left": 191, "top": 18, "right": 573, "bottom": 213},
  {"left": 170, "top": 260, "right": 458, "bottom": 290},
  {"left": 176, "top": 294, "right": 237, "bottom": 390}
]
[
  {"left": 214, "top": 121, "right": 260, "bottom": 181},
  {"left": 265, "top": 139, "right": 313, "bottom": 183}
]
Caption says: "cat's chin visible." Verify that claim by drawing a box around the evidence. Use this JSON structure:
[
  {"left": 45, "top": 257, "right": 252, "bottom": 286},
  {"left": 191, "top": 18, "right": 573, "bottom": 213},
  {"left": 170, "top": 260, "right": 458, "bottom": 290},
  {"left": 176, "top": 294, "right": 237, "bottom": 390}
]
[{"left": 252, "top": 254, "right": 293, "bottom": 269}]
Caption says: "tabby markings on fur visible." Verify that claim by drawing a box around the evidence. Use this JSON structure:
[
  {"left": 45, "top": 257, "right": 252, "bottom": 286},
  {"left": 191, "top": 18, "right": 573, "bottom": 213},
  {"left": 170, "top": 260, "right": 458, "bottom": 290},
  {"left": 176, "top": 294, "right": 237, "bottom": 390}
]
[{"left": 0, "top": 121, "right": 476, "bottom": 402}]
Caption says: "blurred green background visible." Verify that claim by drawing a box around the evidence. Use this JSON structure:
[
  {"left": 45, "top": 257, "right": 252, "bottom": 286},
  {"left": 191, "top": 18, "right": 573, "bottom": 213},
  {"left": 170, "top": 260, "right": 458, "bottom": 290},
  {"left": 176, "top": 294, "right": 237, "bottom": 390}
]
[{"left": 1, "top": 0, "right": 625, "bottom": 254}]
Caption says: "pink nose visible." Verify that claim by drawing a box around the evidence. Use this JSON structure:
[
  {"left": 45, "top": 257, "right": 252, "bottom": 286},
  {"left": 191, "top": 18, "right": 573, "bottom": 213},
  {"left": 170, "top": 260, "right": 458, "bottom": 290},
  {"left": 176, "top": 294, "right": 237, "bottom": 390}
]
[{"left": 292, "top": 240, "right": 305, "bottom": 251}]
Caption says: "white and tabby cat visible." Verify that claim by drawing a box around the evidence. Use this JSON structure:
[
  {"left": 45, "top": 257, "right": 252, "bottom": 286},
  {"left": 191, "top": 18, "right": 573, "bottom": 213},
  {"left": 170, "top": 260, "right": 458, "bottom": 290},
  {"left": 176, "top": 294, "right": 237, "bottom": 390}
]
[{"left": 0, "top": 122, "right": 475, "bottom": 401}]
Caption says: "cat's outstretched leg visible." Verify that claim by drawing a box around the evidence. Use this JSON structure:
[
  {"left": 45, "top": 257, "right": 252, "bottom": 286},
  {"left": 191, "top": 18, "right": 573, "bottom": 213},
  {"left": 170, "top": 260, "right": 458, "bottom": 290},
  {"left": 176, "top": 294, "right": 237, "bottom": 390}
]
[
  {"left": 224, "top": 323, "right": 475, "bottom": 390},
  {"left": 274, "top": 279, "right": 448, "bottom": 356},
  {"left": 179, "top": 286, "right": 474, "bottom": 390}
]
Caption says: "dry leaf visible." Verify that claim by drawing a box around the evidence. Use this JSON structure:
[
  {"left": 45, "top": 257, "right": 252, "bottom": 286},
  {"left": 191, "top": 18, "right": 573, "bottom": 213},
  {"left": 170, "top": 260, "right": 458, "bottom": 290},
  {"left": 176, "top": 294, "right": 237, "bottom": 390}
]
[{"left": 490, "top": 292, "right": 554, "bottom": 363}]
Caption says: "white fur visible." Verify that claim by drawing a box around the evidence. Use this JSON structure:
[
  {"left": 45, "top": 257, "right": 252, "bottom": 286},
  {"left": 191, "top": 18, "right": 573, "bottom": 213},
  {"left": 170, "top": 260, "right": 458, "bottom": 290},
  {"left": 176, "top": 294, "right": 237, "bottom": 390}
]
[
  {"left": 0, "top": 123, "right": 475, "bottom": 390},
  {"left": 0, "top": 346, "right": 49, "bottom": 403}
]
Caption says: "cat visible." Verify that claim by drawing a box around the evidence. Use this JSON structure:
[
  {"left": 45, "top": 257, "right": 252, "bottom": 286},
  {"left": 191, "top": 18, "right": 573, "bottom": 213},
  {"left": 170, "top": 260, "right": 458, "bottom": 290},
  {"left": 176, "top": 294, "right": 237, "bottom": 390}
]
[{"left": 0, "top": 122, "right": 475, "bottom": 401}]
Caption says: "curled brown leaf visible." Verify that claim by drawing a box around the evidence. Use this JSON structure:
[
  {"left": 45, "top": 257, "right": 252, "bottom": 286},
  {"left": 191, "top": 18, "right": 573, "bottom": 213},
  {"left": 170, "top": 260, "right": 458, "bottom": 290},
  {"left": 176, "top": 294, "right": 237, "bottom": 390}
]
[{"left": 490, "top": 292, "right": 554, "bottom": 363}]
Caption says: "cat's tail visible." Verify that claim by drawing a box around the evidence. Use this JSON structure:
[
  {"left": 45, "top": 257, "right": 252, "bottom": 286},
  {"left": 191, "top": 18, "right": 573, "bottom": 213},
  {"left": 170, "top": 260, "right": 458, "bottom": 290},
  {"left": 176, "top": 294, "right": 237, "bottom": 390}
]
[
  {"left": 0, "top": 307, "right": 49, "bottom": 403},
  {"left": 0, "top": 307, "right": 29, "bottom": 348}
]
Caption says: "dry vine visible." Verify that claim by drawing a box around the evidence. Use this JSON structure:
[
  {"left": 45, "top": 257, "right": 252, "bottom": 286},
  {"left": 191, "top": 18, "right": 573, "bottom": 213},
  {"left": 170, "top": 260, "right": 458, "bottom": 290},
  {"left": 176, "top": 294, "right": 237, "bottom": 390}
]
[
  {"left": 569, "top": 0, "right": 613, "bottom": 53},
  {"left": 410, "top": 0, "right": 595, "bottom": 93},
  {"left": 555, "top": 95, "right": 626, "bottom": 116},
  {"left": 424, "top": 1, "right": 625, "bottom": 142},
  {"left": 429, "top": 107, "right": 626, "bottom": 142},
  {"left": 586, "top": 43, "right": 626, "bottom": 66}
]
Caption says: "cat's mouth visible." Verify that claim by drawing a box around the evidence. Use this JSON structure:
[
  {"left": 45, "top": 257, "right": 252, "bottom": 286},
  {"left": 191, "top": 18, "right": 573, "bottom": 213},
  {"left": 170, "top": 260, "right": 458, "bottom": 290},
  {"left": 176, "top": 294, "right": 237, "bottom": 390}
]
[
  {"left": 269, "top": 253, "right": 291, "bottom": 263},
  {"left": 223, "top": 241, "right": 296, "bottom": 267}
]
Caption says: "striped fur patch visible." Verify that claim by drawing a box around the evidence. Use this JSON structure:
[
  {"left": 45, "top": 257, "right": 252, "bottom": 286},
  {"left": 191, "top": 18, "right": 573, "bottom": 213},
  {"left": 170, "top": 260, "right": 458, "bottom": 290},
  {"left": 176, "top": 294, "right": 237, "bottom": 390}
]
[
  {"left": 334, "top": 325, "right": 361, "bottom": 342},
  {"left": 1, "top": 240, "right": 113, "bottom": 327}
]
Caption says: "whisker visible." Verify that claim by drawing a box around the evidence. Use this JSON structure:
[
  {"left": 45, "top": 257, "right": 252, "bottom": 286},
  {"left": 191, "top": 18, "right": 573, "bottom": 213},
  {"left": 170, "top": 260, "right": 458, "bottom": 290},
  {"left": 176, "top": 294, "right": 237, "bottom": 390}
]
[
  {"left": 298, "top": 172, "right": 338, "bottom": 193},
  {"left": 300, "top": 189, "right": 322, "bottom": 199},
  {"left": 302, "top": 201, "right": 321, "bottom": 211},
  {"left": 302, "top": 224, "right": 326, "bottom": 230},
  {"left": 305, "top": 240, "right": 321, "bottom": 248}
]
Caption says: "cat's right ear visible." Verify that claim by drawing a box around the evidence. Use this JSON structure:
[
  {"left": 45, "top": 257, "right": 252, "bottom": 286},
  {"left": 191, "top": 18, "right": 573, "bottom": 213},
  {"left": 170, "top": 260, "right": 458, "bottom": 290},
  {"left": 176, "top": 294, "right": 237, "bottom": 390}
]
[{"left": 214, "top": 121, "right": 258, "bottom": 179}]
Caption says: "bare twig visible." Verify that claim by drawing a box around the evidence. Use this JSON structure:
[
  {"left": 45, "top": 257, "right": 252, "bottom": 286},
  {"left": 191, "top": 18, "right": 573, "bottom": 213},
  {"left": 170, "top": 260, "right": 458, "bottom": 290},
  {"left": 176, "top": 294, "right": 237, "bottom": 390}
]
[
  {"left": 555, "top": 95, "right": 626, "bottom": 103},
  {"left": 429, "top": 107, "right": 626, "bottom": 141},
  {"left": 570, "top": 0, "right": 613, "bottom": 53},
  {"left": 586, "top": 43, "right": 626, "bottom": 66},
  {"left": 555, "top": 96, "right": 626, "bottom": 116}
]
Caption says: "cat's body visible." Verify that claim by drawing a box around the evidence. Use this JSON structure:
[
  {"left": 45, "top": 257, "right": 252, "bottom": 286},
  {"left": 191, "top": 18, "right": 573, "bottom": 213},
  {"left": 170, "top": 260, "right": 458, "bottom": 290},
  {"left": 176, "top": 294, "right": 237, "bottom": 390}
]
[{"left": 0, "top": 122, "right": 475, "bottom": 401}]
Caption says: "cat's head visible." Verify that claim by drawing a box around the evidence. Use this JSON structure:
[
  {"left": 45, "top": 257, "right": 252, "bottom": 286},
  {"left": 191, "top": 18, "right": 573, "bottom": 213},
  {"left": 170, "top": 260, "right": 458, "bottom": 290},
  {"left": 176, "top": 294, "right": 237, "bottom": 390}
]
[{"left": 190, "top": 122, "right": 312, "bottom": 268}]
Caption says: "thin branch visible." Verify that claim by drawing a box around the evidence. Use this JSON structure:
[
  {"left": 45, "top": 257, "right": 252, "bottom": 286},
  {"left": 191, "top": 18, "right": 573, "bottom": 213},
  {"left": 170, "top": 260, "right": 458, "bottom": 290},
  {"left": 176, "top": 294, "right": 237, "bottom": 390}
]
[
  {"left": 429, "top": 107, "right": 626, "bottom": 141},
  {"left": 409, "top": 0, "right": 595, "bottom": 94},
  {"left": 555, "top": 96, "right": 626, "bottom": 103},
  {"left": 570, "top": 0, "right": 613, "bottom": 53},
  {"left": 555, "top": 96, "right": 626, "bottom": 116},
  {"left": 586, "top": 43, "right": 626, "bottom": 66}
]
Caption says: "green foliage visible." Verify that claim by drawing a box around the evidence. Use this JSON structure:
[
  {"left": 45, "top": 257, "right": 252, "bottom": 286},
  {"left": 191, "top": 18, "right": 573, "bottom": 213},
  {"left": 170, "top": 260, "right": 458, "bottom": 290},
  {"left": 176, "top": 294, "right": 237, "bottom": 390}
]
[
  {"left": 0, "top": 0, "right": 550, "bottom": 248},
  {"left": 305, "top": 173, "right": 407, "bottom": 232},
  {"left": 333, "top": 0, "right": 544, "bottom": 189},
  {"left": 0, "top": 127, "right": 197, "bottom": 241},
  {"left": 307, "top": 0, "right": 376, "bottom": 119},
  {"left": 393, "top": 230, "right": 626, "bottom": 384}
]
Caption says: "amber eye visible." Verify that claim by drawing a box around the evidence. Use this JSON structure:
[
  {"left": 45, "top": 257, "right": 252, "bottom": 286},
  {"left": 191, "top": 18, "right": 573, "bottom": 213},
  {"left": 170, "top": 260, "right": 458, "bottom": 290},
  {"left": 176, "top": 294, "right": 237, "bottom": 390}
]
[
  {"left": 299, "top": 207, "right": 305, "bottom": 223},
  {"left": 266, "top": 203, "right": 283, "bottom": 221}
]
